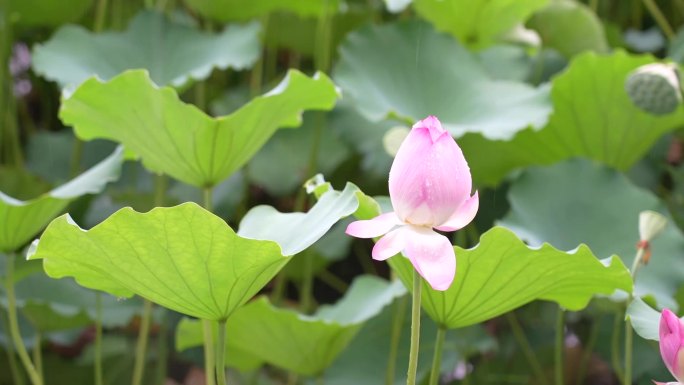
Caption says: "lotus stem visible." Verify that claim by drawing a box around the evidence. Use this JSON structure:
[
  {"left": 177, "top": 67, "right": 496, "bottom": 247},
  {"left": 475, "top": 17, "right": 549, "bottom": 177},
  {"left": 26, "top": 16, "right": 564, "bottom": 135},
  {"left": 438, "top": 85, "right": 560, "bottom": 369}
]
[
  {"left": 94, "top": 293, "right": 103, "bottom": 385},
  {"left": 555, "top": 308, "right": 564, "bottom": 385},
  {"left": 505, "top": 312, "right": 547, "bottom": 383},
  {"left": 132, "top": 299, "right": 153, "bottom": 385},
  {"left": 203, "top": 320, "right": 217, "bottom": 385},
  {"left": 386, "top": 293, "right": 408, "bottom": 385},
  {"left": 406, "top": 269, "right": 422, "bottom": 385},
  {"left": 216, "top": 320, "right": 227, "bottom": 385},
  {"left": 641, "top": 0, "right": 675, "bottom": 39},
  {"left": 428, "top": 326, "right": 446, "bottom": 385},
  {"left": 4, "top": 253, "right": 43, "bottom": 385}
]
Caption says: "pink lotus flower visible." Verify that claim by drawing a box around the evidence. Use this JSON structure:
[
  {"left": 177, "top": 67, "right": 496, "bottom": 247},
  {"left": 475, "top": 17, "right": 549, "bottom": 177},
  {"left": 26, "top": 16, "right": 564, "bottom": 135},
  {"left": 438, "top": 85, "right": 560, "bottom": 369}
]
[
  {"left": 345, "top": 116, "right": 478, "bottom": 291},
  {"left": 656, "top": 308, "right": 684, "bottom": 385}
]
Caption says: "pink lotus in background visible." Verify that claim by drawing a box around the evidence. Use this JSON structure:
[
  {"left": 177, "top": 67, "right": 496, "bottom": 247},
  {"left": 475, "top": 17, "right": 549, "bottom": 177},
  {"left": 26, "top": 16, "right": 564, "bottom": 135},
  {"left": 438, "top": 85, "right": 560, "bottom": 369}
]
[
  {"left": 656, "top": 308, "right": 684, "bottom": 385},
  {"left": 345, "top": 116, "right": 478, "bottom": 291}
]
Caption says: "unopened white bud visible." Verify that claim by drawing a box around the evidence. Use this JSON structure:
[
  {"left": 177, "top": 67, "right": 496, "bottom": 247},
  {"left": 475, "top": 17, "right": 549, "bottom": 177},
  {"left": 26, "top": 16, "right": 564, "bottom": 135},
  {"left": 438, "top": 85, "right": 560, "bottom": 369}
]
[{"left": 639, "top": 210, "right": 667, "bottom": 242}]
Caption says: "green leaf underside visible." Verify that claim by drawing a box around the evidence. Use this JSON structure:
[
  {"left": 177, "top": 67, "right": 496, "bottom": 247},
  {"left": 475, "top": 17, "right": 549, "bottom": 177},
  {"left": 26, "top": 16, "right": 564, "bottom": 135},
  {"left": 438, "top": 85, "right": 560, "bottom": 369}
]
[
  {"left": 459, "top": 50, "right": 684, "bottom": 186},
  {"left": 388, "top": 226, "right": 632, "bottom": 329},
  {"left": 627, "top": 297, "right": 662, "bottom": 341},
  {"left": 184, "top": 0, "right": 338, "bottom": 21},
  {"left": 0, "top": 147, "right": 124, "bottom": 253},
  {"left": 59, "top": 69, "right": 339, "bottom": 187},
  {"left": 334, "top": 21, "right": 551, "bottom": 140},
  {"left": 29, "top": 203, "right": 287, "bottom": 321},
  {"left": 413, "top": 0, "right": 549, "bottom": 48},
  {"left": 176, "top": 276, "right": 406, "bottom": 375},
  {"left": 32, "top": 11, "right": 261, "bottom": 89},
  {"left": 238, "top": 183, "right": 360, "bottom": 256},
  {"left": 500, "top": 160, "right": 684, "bottom": 309}
]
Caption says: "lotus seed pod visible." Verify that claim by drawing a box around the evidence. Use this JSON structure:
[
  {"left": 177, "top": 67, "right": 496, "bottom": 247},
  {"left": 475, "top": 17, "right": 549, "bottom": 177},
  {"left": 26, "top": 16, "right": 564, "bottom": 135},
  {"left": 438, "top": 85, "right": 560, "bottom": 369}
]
[{"left": 625, "top": 63, "right": 682, "bottom": 116}]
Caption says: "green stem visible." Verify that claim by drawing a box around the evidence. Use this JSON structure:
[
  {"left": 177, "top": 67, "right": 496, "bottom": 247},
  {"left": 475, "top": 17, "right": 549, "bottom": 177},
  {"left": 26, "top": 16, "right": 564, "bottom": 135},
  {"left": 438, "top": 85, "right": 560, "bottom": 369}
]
[
  {"left": 69, "top": 139, "right": 84, "bottom": 177},
  {"left": 624, "top": 248, "right": 645, "bottom": 385},
  {"left": 93, "top": 0, "right": 109, "bottom": 32},
  {"left": 1, "top": 11, "right": 24, "bottom": 167},
  {"left": 505, "top": 312, "right": 548, "bottom": 383},
  {"left": 316, "top": 268, "right": 348, "bottom": 294},
  {"left": 216, "top": 320, "right": 227, "bottom": 385},
  {"left": 4, "top": 254, "right": 43, "bottom": 385},
  {"left": 32, "top": 332, "right": 42, "bottom": 381},
  {"left": 94, "top": 293, "right": 103, "bottom": 385},
  {"left": 132, "top": 299, "right": 153, "bottom": 385},
  {"left": 612, "top": 312, "right": 625, "bottom": 383},
  {"left": 154, "top": 174, "right": 167, "bottom": 207},
  {"left": 0, "top": 304, "right": 26, "bottom": 385},
  {"left": 641, "top": 0, "right": 675, "bottom": 39},
  {"left": 386, "top": 293, "right": 408, "bottom": 385},
  {"left": 195, "top": 81, "right": 206, "bottom": 112},
  {"left": 406, "top": 270, "right": 422, "bottom": 385},
  {"left": 575, "top": 317, "right": 600, "bottom": 385},
  {"left": 249, "top": 15, "right": 268, "bottom": 98},
  {"left": 555, "top": 308, "right": 564, "bottom": 385},
  {"left": 589, "top": 0, "right": 599, "bottom": 12},
  {"left": 428, "top": 327, "right": 446, "bottom": 385},
  {"left": 203, "top": 320, "right": 217, "bottom": 385},
  {"left": 154, "top": 311, "right": 168, "bottom": 385},
  {"left": 300, "top": 253, "right": 315, "bottom": 313},
  {"left": 203, "top": 187, "right": 213, "bottom": 212}
]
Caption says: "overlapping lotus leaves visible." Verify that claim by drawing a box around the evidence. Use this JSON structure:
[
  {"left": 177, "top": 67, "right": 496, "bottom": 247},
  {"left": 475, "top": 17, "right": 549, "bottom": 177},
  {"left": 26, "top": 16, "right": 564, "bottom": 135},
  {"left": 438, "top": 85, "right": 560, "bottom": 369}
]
[
  {"left": 176, "top": 276, "right": 406, "bottom": 375},
  {"left": 32, "top": 11, "right": 261, "bottom": 88},
  {"left": 412, "top": 0, "right": 549, "bottom": 48},
  {"left": 389, "top": 226, "right": 632, "bottom": 328},
  {"left": 459, "top": 51, "right": 684, "bottom": 186},
  {"left": 238, "top": 182, "right": 360, "bottom": 256},
  {"left": 0, "top": 147, "right": 124, "bottom": 253},
  {"left": 500, "top": 159, "right": 684, "bottom": 309},
  {"left": 59, "top": 69, "right": 339, "bottom": 187},
  {"left": 28, "top": 203, "right": 286, "bottom": 320},
  {"left": 334, "top": 21, "right": 552, "bottom": 141},
  {"left": 184, "top": 0, "right": 339, "bottom": 22}
]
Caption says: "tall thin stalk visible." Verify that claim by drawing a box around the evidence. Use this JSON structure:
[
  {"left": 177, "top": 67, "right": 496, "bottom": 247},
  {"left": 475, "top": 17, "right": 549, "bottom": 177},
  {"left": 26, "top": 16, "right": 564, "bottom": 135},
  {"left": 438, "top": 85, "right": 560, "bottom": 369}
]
[
  {"left": 428, "top": 327, "right": 446, "bottom": 385},
  {"left": 216, "top": 320, "right": 227, "bottom": 385},
  {"left": 385, "top": 294, "right": 408, "bottom": 385},
  {"left": 131, "top": 299, "right": 153, "bottom": 385},
  {"left": 406, "top": 270, "right": 422, "bottom": 385},
  {"left": 623, "top": 247, "right": 646, "bottom": 385},
  {"left": 555, "top": 308, "right": 565, "bottom": 385},
  {"left": 94, "top": 293, "right": 103, "bottom": 385},
  {"left": 4, "top": 254, "right": 43, "bottom": 385}
]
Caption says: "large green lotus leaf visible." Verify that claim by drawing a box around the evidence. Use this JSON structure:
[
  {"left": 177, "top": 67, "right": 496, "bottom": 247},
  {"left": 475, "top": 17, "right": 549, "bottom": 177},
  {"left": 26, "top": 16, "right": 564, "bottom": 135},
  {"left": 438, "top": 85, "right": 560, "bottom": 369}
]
[
  {"left": 176, "top": 276, "right": 406, "bottom": 376},
  {"left": 500, "top": 160, "right": 684, "bottom": 309},
  {"left": 59, "top": 69, "right": 339, "bottom": 188},
  {"left": 459, "top": 50, "right": 684, "bottom": 186},
  {"left": 184, "top": 0, "right": 338, "bottom": 22},
  {"left": 334, "top": 21, "right": 552, "bottom": 140},
  {"left": 28, "top": 203, "right": 287, "bottom": 321},
  {"left": 0, "top": 147, "right": 124, "bottom": 253},
  {"left": 627, "top": 297, "right": 662, "bottom": 341},
  {"left": 238, "top": 183, "right": 359, "bottom": 256},
  {"left": 32, "top": 11, "right": 260, "bottom": 89},
  {"left": 412, "top": 0, "right": 548, "bottom": 48},
  {"left": 388, "top": 226, "right": 631, "bottom": 328},
  {"left": 8, "top": 0, "right": 92, "bottom": 27},
  {"left": 527, "top": 0, "right": 608, "bottom": 58}
]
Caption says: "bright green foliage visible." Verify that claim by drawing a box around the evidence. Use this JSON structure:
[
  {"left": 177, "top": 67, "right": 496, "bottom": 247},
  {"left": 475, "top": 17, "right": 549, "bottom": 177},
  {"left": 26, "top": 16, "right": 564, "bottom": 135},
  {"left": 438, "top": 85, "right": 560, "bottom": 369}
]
[
  {"left": 238, "top": 183, "right": 360, "bottom": 256},
  {"left": 413, "top": 0, "right": 548, "bottom": 48},
  {"left": 500, "top": 160, "right": 684, "bottom": 309},
  {"left": 389, "top": 226, "right": 632, "bottom": 328},
  {"left": 627, "top": 297, "right": 661, "bottom": 341},
  {"left": 459, "top": 51, "right": 684, "bottom": 186},
  {"left": 0, "top": 147, "right": 123, "bottom": 253},
  {"left": 527, "top": 0, "right": 609, "bottom": 58},
  {"left": 176, "top": 276, "right": 406, "bottom": 375},
  {"left": 59, "top": 69, "right": 339, "bottom": 188},
  {"left": 28, "top": 203, "right": 287, "bottom": 321},
  {"left": 334, "top": 21, "right": 552, "bottom": 140},
  {"left": 32, "top": 11, "right": 261, "bottom": 89},
  {"left": 184, "top": 0, "right": 337, "bottom": 21},
  {"left": 8, "top": 0, "right": 93, "bottom": 27}
]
